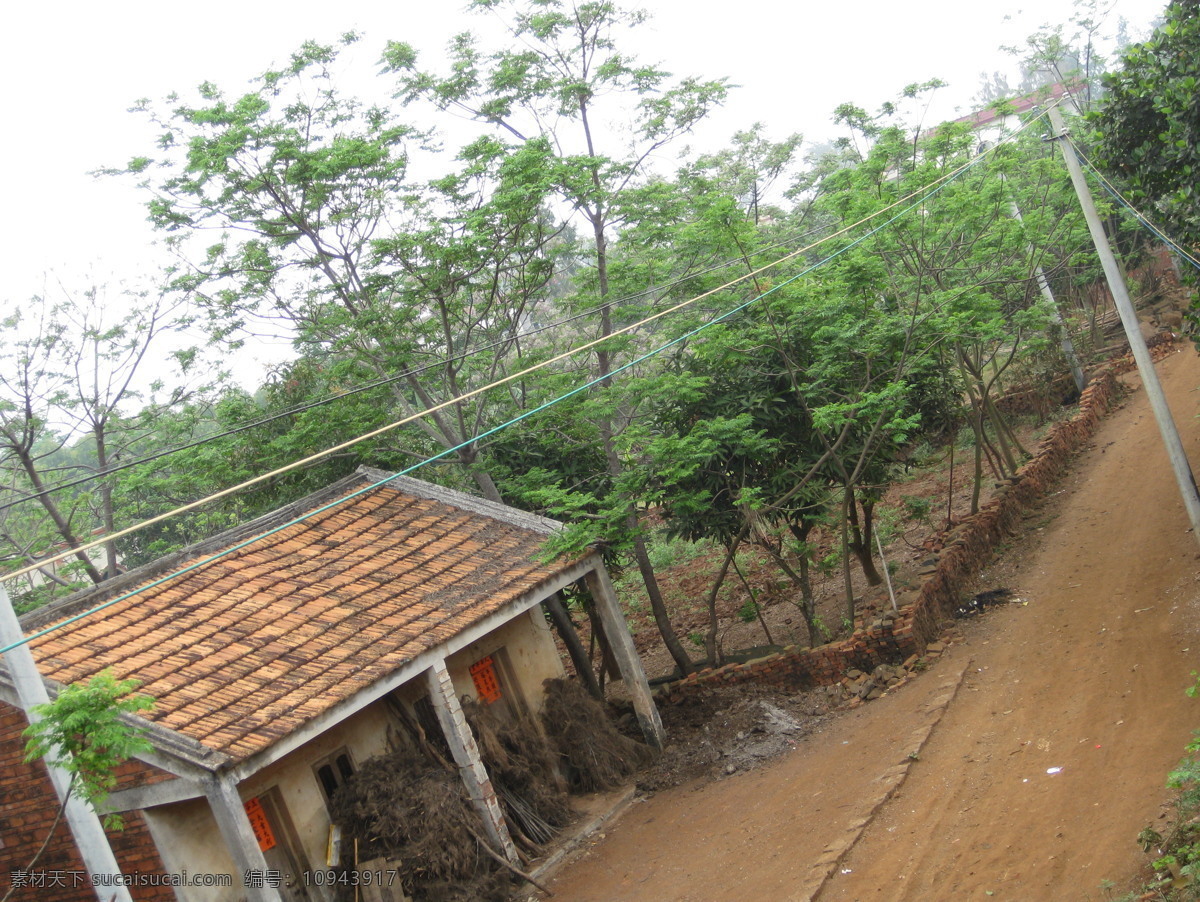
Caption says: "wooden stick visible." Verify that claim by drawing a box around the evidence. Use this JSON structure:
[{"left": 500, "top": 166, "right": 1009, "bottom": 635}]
[{"left": 467, "top": 826, "right": 555, "bottom": 897}]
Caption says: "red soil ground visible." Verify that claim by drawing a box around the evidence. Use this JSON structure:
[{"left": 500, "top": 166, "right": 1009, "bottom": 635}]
[{"left": 535, "top": 346, "right": 1200, "bottom": 901}]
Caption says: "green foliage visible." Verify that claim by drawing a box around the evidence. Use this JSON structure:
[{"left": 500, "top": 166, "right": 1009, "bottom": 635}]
[
  {"left": 0, "top": 285, "right": 207, "bottom": 606},
  {"left": 1130, "top": 676, "right": 1200, "bottom": 899},
  {"left": 1091, "top": 0, "right": 1200, "bottom": 243},
  {"left": 23, "top": 671, "right": 154, "bottom": 829},
  {"left": 645, "top": 535, "right": 709, "bottom": 573},
  {"left": 108, "top": 356, "right": 424, "bottom": 568},
  {"left": 818, "top": 549, "right": 841, "bottom": 578},
  {"left": 901, "top": 495, "right": 934, "bottom": 525},
  {"left": 1090, "top": 0, "right": 1200, "bottom": 337},
  {"left": 1148, "top": 729, "right": 1200, "bottom": 897},
  {"left": 737, "top": 598, "right": 759, "bottom": 624},
  {"left": 810, "top": 615, "right": 831, "bottom": 643},
  {"left": 810, "top": 91, "right": 1092, "bottom": 521},
  {"left": 29, "top": 4, "right": 1107, "bottom": 678},
  {"left": 117, "top": 36, "right": 563, "bottom": 502},
  {"left": 1002, "top": 0, "right": 1124, "bottom": 107}
]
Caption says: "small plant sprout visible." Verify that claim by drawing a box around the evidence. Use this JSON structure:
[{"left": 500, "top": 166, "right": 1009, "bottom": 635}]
[{"left": 23, "top": 669, "right": 154, "bottom": 829}]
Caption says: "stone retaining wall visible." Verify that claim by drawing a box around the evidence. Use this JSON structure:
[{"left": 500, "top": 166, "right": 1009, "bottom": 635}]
[{"left": 659, "top": 339, "right": 1178, "bottom": 701}]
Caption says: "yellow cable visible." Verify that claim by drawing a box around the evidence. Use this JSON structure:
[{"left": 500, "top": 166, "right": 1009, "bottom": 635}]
[{"left": 2, "top": 111, "right": 1043, "bottom": 586}]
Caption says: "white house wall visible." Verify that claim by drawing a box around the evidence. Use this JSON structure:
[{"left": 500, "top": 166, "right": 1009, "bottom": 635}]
[
  {"left": 142, "top": 703, "right": 393, "bottom": 902},
  {"left": 445, "top": 606, "right": 565, "bottom": 712},
  {"left": 137, "top": 610, "right": 564, "bottom": 900},
  {"left": 238, "top": 703, "right": 394, "bottom": 894},
  {"left": 142, "top": 797, "right": 241, "bottom": 902}
]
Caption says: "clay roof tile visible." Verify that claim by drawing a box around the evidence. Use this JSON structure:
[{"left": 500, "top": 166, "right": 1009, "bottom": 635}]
[{"left": 22, "top": 471, "right": 575, "bottom": 764}]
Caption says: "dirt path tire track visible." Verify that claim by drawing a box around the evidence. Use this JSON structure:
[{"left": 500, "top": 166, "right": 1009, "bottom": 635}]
[
  {"left": 797, "top": 659, "right": 971, "bottom": 900},
  {"left": 538, "top": 348, "right": 1200, "bottom": 902},
  {"left": 818, "top": 348, "right": 1200, "bottom": 901}
]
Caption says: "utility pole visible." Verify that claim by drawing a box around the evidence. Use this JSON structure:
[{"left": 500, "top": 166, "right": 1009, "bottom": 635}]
[
  {"left": 1003, "top": 191, "right": 1088, "bottom": 394},
  {"left": 0, "top": 583, "right": 133, "bottom": 902},
  {"left": 1047, "top": 103, "right": 1200, "bottom": 544}
]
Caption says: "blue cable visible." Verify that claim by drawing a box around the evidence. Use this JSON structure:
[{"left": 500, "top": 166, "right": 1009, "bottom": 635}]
[{"left": 0, "top": 150, "right": 986, "bottom": 656}]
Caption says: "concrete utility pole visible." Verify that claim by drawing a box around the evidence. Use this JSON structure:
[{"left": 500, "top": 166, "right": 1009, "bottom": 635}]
[
  {"left": 1004, "top": 193, "right": 1088, "bottom": 394},
  {"left": 0, "top": 583, "right": 134, "bottom": 902},
  {"left": 1047, "top": 104, "right": 1200, "bottom": 545}
]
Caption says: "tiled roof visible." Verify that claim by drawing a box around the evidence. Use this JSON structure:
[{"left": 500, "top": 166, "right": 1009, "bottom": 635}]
[
  {"left": 23, "top": 471, "right": 570, "bottom": 763},
  {"left": 951, "top": 81, "right": 1083, "bottom": 132}
]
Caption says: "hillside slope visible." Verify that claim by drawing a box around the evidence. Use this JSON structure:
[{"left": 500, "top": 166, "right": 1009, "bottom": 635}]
[{"left": 538, "top": 346, "right": 1200, "bottom": 901}]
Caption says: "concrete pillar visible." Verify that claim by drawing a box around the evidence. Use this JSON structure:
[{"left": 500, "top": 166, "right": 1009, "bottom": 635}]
[
  {"left": 1049, "top": 103, "right": 1200, "bottom": 545},
  {"left": 203, "top": 775, "right": 284, "bottom": 902},
  {"left": 0, "top": 583, "right": 134, "bottom": 902},
  {"left": 425, "top": 659, "right": 519, "bottom": 865},
  {"left": 584, "top": 565, "right": 665, "bottom": 749}
]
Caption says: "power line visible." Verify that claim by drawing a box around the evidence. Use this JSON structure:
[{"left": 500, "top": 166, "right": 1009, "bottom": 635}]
[
  {"left": 0, "top": 140, "right": 995, "bottom": 652},
  {"left": 1069, "top": 145, "right": 1200, "bottom": 272},
  {"left": 0, "top": 221, "right": 835, "bottom": 517},
  {"left": 1, "top": 111, "right": 1037, "bottom": 593}
]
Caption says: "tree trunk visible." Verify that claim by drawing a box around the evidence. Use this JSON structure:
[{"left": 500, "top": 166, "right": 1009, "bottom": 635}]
[
  {"left": 760, "top": 533, "right": 820, "bottom": 647},
  {"left": 14, "top": 447, "right": 104, "bottom": 585},
  {"left": 585, "top": 599, "right": 620, "bottom": 690},
  {"left": 588, "top": 193, "right": 694, "bottom": 676},
  {"left": 984, "top": 391, "right": 1029, "bottom": 463},
  {"left": 840, "top": 490, "right": 855, "bottom": 626},
  {"left": 93, "top": 427, "right": 120, "bottom": 580},
  {"left": 946, "top": 438, "right": 957, "bottom": 529},
  {"left": 980, "top": 392, "right": 1018, "bottom": 477},
  {"left": 381, "top": 368, "right": 506, "bottom": 504},
  {"left": 542, "top": 593, "right": 602, "bottom": 699},
  {"left": 786, "top": 521, "right": 818, "bottom": 635},
  {"left": 730, "top": 553, "right": 774, "bottom": 647},
  {"left": 971, "top": 405, "right": 985, "bottom": 516},
  {"left": 628, "top": 515, "right": 694, "bottom": 675},
  {"left": 703, "top": 540, "right": 740, "bottom": 666},
  {"left": 846, "top": 491, "right": 882, "bottom": 586},
  {"left": 469, "top": 467, "right": 504, "bottom": 505}
]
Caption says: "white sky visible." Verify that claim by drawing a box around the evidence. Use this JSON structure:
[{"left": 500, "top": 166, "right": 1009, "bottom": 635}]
[{"left": 0, "top": 0, "right": 1166, "bottom": 357}]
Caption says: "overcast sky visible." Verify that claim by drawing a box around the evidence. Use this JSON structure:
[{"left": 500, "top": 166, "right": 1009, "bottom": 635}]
[{"left": 0, "top": 0, "right": 1166, "bottom": 327}]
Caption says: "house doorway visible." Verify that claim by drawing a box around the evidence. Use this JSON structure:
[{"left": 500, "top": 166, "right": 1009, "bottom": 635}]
[
  {"left": 468, "top": 646, "right": 525, "bottom": 720},
  {"left": 244, "top": 788, "right": 314, "bottom": 901}
]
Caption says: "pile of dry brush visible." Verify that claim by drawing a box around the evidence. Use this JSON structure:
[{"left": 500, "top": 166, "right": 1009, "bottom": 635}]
[
  {"left": 329, "top": 678, "right": 654, "bottom": 901},
  {"left": 540, "top": 678, "right": 655, "bottom": 792}
]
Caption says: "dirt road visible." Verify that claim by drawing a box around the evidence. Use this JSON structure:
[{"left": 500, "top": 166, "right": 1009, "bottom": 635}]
[{"left": 538, "top": 347, "right": 1200, "bottom": 902}]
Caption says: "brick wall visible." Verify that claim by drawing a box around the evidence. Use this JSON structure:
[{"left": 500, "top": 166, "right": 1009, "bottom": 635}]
[
  {"left": 0, "top": 700, "right": 175, "bottom": 902},
  {"left": 660, "top": 340, "right": 1174, "bottom": 701}
]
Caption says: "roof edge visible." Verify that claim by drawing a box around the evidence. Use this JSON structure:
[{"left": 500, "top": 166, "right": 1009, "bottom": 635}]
[
  {"left": 20, "top": 469, "right": 561, "bottom": 632},
  {"left": 355, "top": 467, "right": 562, "bottom": 535},
  {"left": 0, "top": 668, "right": 232, "bottom": 776}
]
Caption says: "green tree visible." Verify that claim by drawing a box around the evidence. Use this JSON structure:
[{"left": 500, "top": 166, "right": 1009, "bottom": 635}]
[
  {"left": 106, "top": 388, "right": 262, "bottom": 568},
  {"left": 22, "top": 671, "right": 154, "bottom": 830},
  {"left": 5, "top": 670, "right": 153, "bottom": 901},
  {"left": 0, "top": 285, "right": 200, "bottom": 604},
  {"left": 116, "top": 36, "right": 560, "bottom": 503},
  {"left": 813, "top": 91, "right": 1089, "bottom": 521},
  {"left": 646, "top": 358, "right": 831, "bottom": 649},
  {"left": 685, "top": 123, "right": 804, "bottom": 225},
  {"left": 1003, "top": 0, "right": 1131, "bottom": 108},
  {"left": 387, "top": 0, "right": 729, "bottom": 675},
  {"left": 1091, "top": 0, "right": 1200, "bottom": 328}
]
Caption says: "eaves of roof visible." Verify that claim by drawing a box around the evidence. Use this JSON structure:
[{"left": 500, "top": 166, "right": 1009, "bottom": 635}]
[{"left": 17, "top": 469, "right": 581, "bottom": 765}]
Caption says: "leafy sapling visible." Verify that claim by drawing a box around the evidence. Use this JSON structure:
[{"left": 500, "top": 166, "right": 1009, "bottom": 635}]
[{"left": 23, "top": 669, "right": 154, "bottom": 830}]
